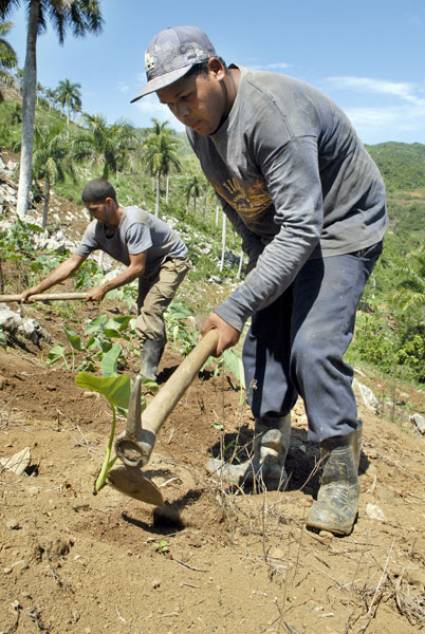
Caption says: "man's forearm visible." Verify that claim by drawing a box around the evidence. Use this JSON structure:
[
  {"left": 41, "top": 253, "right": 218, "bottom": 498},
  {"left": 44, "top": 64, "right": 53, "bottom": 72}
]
[
  {"left": 27, "top": 257, "right": 83, "bottom": 294},
  {"left": 101, "top": 265, "right": 144, "bottom": 293}
]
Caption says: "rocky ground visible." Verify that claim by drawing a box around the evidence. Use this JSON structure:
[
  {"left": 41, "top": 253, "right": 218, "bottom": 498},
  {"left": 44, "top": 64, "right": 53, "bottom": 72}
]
[
  {"left": 0, "top": 315, "right": 425, "bottom": 634},
  {"left": 1, "top": 156, "right": 424, "bottom": 633}
]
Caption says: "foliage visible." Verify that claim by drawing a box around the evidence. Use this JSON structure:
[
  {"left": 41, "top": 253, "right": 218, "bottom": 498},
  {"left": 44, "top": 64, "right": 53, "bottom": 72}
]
[
  {"left": 73, "top": 113, "right": 136, "bottom": 178},
  {"left": 55, "top": 78, "right": 82, "bottom": 124},
  {"left": 46, "top": 312, "right": 135, "bottom": 373},
  {"left": 0, "top": 19, "right": 17, "bottom": 77},
  {"left": 75, "top": 371, "right": 130, "bottom": 492}
]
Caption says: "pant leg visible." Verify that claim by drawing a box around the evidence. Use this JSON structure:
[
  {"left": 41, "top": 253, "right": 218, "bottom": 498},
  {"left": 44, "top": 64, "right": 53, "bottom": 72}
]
[
  {"left": 135, "top": 257, "right": 190, "bottom": 342},
  {"left": 289, "top": 242, "right": 382, "bottom": 443},
  {"left": 242, "top": 288, "right": 298, "bottom": 418}
]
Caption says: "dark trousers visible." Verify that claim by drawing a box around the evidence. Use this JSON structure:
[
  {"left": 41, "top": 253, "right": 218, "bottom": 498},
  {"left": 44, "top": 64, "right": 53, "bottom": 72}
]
[{"left": 242, "top": 242, "right": 382, "bottom": 443}]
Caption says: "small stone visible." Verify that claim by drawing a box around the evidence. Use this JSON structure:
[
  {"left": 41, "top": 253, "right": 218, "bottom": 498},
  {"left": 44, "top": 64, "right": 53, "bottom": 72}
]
[
  {"left": 0, "top": 447, "right": 31, "bottom": 475},
  {"left": 6, "top": 519, "right": 21, "bottom": 530},
  {"left": 3, "top": 567, "right": 12, "bottom": 574},
  {"left": 409, "top": 413, "right": 425, "bottom": 435},
  {"left": 152, "top": 579, "right": 161, "bottom": 589},
  {"left": 319, "top": 530, "right": 334, "bottom": 539},
  {"left": 365, "top": 502, "right": 385, "bottom": 522}
]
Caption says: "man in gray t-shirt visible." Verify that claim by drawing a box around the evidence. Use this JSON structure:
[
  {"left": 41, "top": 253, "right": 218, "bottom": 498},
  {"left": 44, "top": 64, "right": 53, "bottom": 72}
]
[
  {"left": 21, "top": 179, "right": 189, "bottom": 380},
  {"left": 132, "top": 26, "right": 388, "bottom": 536}
]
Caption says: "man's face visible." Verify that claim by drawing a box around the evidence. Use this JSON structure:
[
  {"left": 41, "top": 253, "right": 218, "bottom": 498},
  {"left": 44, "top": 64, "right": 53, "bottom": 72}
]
[
  {"left": 157, "top": 64, "right": 227, "bottom": 135},
  {"left": 86, "top": 198, "right": 116, "bottom": 225}
]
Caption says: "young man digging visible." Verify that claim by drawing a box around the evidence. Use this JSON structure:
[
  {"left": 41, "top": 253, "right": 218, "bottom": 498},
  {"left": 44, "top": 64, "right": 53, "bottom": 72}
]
[
  {"left": 132, "top": 26, "right": 388, "bottom": 536},
  {"left": 21, "top": 179, "right": 190, "bottom": 381}
]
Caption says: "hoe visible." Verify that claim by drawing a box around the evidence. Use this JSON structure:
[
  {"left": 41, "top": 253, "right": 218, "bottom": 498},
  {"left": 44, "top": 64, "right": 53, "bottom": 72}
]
[
  {"left": 110, "top": 329, "right": 219, "bottom": 505},
  {"left": 0, "top": 292, "right": 220, "bottom": 505}
]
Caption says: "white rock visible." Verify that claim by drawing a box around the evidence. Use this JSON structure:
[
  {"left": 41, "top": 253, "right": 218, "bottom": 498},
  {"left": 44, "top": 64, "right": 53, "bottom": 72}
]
[
  {"left": 353, "top": 380, "right": 380, "bottom": 414},
  {"left": 0, "top": 447, "right": 31, "bottom": 475},
  {"left": 409, "top": 413, "right": 425, "bottom": 434},
  {"left": 365, "top": 502, "right": 385, "bottom": 522}
]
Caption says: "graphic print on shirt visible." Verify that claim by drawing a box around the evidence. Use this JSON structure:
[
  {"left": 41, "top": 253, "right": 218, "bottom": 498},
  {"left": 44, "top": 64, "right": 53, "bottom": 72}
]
[{"left": 211, "top": 177, "right": 272, "bottom": 222}]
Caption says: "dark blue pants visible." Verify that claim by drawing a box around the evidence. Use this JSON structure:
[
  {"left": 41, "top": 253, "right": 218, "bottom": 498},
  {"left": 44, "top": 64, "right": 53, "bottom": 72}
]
[{"left": 242, "top": 243, "right": 382, "bottom": 443}]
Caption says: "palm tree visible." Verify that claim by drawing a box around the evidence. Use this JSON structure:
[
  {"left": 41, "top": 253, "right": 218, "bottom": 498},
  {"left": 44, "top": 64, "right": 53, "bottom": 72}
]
[
  {"left": 44, "top": 86, "right": 57, "bottom": 111},
  {"left": 0, "top": 0, "right": 102, "bottom": 218},
  {"left": 73, "top": 113, "right": 135, "bottom": 179},
  {"left": 0, "top": 19, "right": 17, "bottom": 98},
  {"left": 0, "top": 19, "right": 16, "bottom": 69},
  {"left": 184, "top": 175, "right": 203, "bottom": 215},
  {"left": 143, "top": 119, "right": 182, "bottom": 215},
  {"left": 55, "top": 78, "right": 82, "bottom": 125},
  {"left": 32, "top": 121, "right": 76, "bottom": 226}
]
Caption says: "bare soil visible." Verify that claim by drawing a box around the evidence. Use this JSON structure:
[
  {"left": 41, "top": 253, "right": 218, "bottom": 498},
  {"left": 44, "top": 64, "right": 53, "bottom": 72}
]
[
  {"left": 1, "top": 185, "right": 424, "bottom": 633},
  {"left": 1, "top": 315, "right": 425, "bottom": 634}
]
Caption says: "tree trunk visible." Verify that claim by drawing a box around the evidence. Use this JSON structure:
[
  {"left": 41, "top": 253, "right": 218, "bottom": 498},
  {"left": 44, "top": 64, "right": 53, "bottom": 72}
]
[
  {"left": 16, "top": 0, "right": 40, "bottom": 218},
  {"left": 42, "top": 174, "right": 50, "bottom": 228},
  {"left": 219, "top": 211, "right": 226, "bottom": 272},
  {"left": 165, "top": 175, "right": 169, "bottom": 204},
  {"left": 236, "top": 248, "right": 244, "bottom": 279},
  {"left": 154, "top": 173, "right": 160, "bottom": 216}
]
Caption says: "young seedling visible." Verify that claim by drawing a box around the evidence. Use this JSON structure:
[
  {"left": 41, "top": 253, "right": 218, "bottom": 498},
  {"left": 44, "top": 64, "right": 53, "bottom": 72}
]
[{"left": 75, "top": 372, "right": 131, "bottom": 493}]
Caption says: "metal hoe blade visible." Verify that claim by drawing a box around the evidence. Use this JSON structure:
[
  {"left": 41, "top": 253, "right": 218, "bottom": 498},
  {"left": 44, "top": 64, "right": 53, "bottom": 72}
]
[{"left": 107, "top": 466, "right": 163, "bottom": 506}]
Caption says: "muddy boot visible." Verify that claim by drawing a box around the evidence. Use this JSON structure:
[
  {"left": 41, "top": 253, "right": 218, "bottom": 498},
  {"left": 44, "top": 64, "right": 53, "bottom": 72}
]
[
  {"left": 306, "top": 425, "right": 362, "bottom": 536},
  {"left": 140, "top": 337, "right": 165, "bottom": 381},
  {"left": 246, "top": 414, "right": 291, "bottom": 490},
  {"left": 207, "top": 414, "right": 291, "bottom": 490}
]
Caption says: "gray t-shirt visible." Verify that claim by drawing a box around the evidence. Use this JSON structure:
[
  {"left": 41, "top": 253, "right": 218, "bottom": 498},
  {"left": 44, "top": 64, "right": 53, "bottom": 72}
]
[
  {"left": 187, "top": 67, "right": 387, "bottom": 331},
  {"left": 74, "top": 205, "right": 187, "bottom": 274}
]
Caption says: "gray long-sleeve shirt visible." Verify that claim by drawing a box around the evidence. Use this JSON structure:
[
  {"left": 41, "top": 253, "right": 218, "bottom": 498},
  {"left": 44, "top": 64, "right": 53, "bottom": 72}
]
[{"left": 187, "top": 67, "right": 387, "bottom": 331}]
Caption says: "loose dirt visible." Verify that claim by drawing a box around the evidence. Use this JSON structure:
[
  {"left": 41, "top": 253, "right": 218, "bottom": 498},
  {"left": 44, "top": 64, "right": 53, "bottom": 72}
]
[{"left": 1, "top": 321, "right": 425, "bottom": 634}]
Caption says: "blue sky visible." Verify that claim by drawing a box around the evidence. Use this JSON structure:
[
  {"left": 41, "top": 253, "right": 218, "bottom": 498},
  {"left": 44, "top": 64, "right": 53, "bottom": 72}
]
[{"left": 5, "top": 0, "right": 425, "bottom": 144}]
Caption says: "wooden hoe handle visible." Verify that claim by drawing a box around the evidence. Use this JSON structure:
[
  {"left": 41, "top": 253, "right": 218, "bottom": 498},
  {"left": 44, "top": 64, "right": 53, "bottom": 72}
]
[
  {"left": 142, "top": 329, "right": 220, "bottom": 436},
  {"left": 0, "top": 292, "right": 88, "bottom": 302}
]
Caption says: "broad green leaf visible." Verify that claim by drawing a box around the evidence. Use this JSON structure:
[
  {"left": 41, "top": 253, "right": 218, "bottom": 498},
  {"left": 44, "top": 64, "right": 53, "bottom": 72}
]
[
  {"left": 47, "top": 344, "right": 68, "bottom": 367},
  {"left": 64, "top": 326, "right": 83, "bottom": 351},
  {"left": 84, "top": 314, "right": 108, "bottom": 335},
  {"left": 75, "top": 372, "right": 130, "bottom": 409},
  {"left": 100, "top": 343, "right": 122, "bottom": 376},
  {"left": 104, "top": 316, "right": 132, "bottom": 332}
]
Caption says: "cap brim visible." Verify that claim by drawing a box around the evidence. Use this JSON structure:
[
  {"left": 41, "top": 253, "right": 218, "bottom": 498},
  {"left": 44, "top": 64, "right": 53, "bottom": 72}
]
[{"left": 130, "top": 64, "right": 194, "bottom": 103}]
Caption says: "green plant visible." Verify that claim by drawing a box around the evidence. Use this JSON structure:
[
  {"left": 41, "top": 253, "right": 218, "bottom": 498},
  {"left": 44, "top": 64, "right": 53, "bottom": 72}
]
[
  {"left": 154, "top": 539, "right": 170, "bottom": 555},
  {"left": 75, "top": 372, "right": 131, "bottom": 492}
]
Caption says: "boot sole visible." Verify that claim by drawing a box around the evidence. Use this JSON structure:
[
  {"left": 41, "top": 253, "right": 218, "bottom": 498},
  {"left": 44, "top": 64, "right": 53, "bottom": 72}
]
[{"left": 305, "top": 514, "right": 357, "bottom": 537}]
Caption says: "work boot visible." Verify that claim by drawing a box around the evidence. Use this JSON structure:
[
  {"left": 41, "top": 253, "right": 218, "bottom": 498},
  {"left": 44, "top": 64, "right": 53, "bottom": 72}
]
[
  {"left": 207, "top": 413, "right": 291, "bottom": 491},
  {"left": 306, "top": 425, "right": 362, "bottom": 536},
  {"left": 140, "top": 337, "right": 165, "bottom": 381}
]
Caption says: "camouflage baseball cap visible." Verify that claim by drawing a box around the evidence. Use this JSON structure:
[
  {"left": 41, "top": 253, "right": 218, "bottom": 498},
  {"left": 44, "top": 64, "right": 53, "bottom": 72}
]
[{"left": 131, "top": 26, "right": 216, "bottom": 103}]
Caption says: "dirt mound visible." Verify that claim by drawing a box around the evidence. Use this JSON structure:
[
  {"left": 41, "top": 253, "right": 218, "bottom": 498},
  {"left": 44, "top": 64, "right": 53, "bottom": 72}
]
[{"left": 1, "top": 339, "right": 425, "bottom": 633}]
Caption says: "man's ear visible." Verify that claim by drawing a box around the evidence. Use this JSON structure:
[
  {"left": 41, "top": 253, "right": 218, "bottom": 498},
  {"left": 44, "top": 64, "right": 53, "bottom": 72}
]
[{"left": 208, "top": 57, "right": 226, "bottom": 81}]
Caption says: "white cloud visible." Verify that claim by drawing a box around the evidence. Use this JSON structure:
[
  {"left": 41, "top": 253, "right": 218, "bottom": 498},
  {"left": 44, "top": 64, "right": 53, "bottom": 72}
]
[
  {"left": 344, "top": 104, "right": 425, "bottom": 143},
  {"left": 264, "top": 62, "right": 291, "bottom": 70},
  {"left": 252, "top": 61, "right": 291, "bottom": 72},
  {"left": 325, "top": 76, "right": 425, "bottom": 106},
  {"left": 133, "top": 93, "right": 184, "bottom": 132},
  {"left": 118, "top": 83, "right": 129, "bottom": 94}
]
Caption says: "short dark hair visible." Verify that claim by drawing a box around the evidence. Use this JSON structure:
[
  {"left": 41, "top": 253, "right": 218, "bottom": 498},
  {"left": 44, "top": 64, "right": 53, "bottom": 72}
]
[
  {"left": 81, "top": 179, "right": 117, "bottom": 204},
  {"left": 185, "top": 57, "right": 227, "bottom": 79}
]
